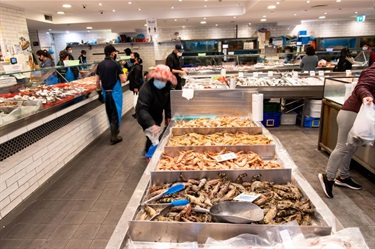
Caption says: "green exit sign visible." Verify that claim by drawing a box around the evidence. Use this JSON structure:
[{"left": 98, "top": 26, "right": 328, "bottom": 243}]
[{"left": 356, "top": 15, "right": 366, "bottom": 22}]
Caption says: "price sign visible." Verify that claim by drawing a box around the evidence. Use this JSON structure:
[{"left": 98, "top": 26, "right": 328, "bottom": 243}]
[
  {"left": 253, "top": 72, "right": 259, "bottom": 77},
  {"left": 233, "top": 193, "right": 261, "bottom": 202},
  {"left": 268, "top": 71, "right": 274, "bottom": 77},
  {"left": 215, "top": 152, "right": 237, "bottom": 162},
  {"left": 238, "top": 72, "right": 244, "bottom": 78},
  {"left": 293, "top": 71, "right": 298, "bottom": 78},
  {"left": 319, "top": 70, "right": 325, "bottom": 76},
  {"left": 309, "top": 71, "right": 316, "bottom": 76}
]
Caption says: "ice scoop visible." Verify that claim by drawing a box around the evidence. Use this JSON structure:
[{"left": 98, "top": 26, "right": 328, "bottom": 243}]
[
  {"left": 193, "top": 201, "right": 264, "bottom": 224},
  {"left": 145, "top": 183, "right": 185, "bottom": 204}
]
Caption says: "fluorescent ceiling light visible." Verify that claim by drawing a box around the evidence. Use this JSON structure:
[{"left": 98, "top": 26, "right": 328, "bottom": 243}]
[
  {"left": 319, "top": 16, "right": 326, "bottom": 19},
  {"left": 57, "top": 11, "right": 65, "bottom": 14},
  {"left": 261, "top": 18, "right": 267, "bottom": 22},
  {"left": 267, "top": 5, "right": 276, "bottom": 9},
  {"left": 62, "top": 4, "right": 71, "bottom": 8},
  {"left": 112, "top": 10, "right": 116, "bottom": 12},
  {"left": 200, "top": 21, "right": 206, "bottom": 24},
  {"left": 86, "top": 26, "right": 93, "bottom": 29},
  {"left": 336, "top": 0, "right": 341, "bottom": 2}
]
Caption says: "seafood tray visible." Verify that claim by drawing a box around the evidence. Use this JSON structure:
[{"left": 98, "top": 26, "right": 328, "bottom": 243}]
[
  {"left": 170, "top": 126, "right": 263, "bottom": 136},
  {"left": 155, "top": 149, "right": 282, "bottom": 171},
  {"left": 172, "top": 116, "right": 257, "bottom": 128},
  {"left": 129, "top": 171, "right": 331, "bottom": 243},
  {"left": 160, "top": 144, "right": 276, "bottom": 162}
]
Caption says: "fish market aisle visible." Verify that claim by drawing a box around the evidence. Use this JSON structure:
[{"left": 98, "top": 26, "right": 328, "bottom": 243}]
[{"left": 0, "top": 118, "right": 374, "bottom": 248}]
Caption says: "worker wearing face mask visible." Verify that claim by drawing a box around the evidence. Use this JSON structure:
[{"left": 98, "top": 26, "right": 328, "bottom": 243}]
[
  {"left": 65, "top": 45, "right": 74, "bottom": 60},
  {"left": 136, "top": 64, "right": 177, "bottom": 154},
  {"left": 165, "top": 44, "right": 186, "bottom": 90},
  {"left": 96, "top": 45, "right": 127, "bottom": 145},
  {"left": 362, "top": 43, "right": 375, "bottom": 66}
]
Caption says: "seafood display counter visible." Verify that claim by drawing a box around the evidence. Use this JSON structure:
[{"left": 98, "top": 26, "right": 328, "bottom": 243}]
[
  {"left": 318, "top": 76, "right": 375, "bottom": 174},
  {"left": 106, "top": 90, "right": 342, "bottom": 249}
]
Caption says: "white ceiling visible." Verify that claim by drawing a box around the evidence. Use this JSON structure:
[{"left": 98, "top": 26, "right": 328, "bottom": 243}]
[{"left": 1, "top": 0, "right": 374, "bottom": 33}]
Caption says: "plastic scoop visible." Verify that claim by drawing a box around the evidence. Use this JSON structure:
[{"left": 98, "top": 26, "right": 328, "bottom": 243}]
[
  {"left": 149, "top": 199, "right": 190, "bottom": 221},
  {"left": 145, "top": 183, "right": 185, "bottom": 204},
  {"left": 193, "top": 201, "right": 264, "bottom": 224}
]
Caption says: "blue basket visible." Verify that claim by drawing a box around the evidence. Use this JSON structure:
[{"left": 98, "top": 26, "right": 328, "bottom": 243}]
[
  {"left": 303, "top": 116, "right": 320, "bottom": 128},
  {"left": 262, "top": 112, "right": 281, "bottom": 127}
]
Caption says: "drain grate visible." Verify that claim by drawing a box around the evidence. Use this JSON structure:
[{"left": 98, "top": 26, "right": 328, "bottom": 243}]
[{"left": 0, "top": 101, "right": 99, "bottom": 161}]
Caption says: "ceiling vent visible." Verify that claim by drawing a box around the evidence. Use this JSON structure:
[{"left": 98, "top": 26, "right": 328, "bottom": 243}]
[
  {"left": 44, "top": 15, "right": 53, "bottom": 22},
  {"left": 311, "top": 4, "right": 328, "bottom": 8}
]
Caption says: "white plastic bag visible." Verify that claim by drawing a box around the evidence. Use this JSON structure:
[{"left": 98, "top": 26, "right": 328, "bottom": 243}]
[
  {"left": 347, "top": 102, "right": 375, "bottom": 146},
  {"left": 133, "top": 92, "right": 138, "bottom": 109}
]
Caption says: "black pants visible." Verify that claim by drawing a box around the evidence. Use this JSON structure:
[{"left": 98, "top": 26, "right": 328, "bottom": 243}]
[{"left": 105, "top": 92, "right": 119, "bottom": 132}]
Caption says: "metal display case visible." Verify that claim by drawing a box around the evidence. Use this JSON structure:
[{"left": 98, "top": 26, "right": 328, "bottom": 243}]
[
  {"left": 106, "top": 90, "right": 342, "bottom": 249},
  {"left": 318, "top": 76, "right": 375, "bottom": 174}
]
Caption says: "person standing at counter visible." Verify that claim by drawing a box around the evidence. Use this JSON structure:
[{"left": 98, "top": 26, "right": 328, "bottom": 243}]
[
  {"left": 333, "top": 47, "right": 354, "bottom": 72},
  {"left": 36, "top": 49, "right": 58, "bottom": 85},
  {"left": 127, "top": 52, "right": 143, "bottom": 118},
  {"left": 65, "top": 45, "right": 74, "bottom": 60},
  {"left": 96, "top": 45, "right": 127, "bottom": 145},
  {"left": 57, "top": 50, "right": 79, "bottom": 82},
  {"left": 136, "top": 64, "right": 177, "bottom": 154},
  {"left": 300, "top": 46, "right": 318, "bottom": 72},
  {"left": 362, "top": 43, "right": 375, "bottom": 66},
  {"left": 165, "top": 44, "right": 186, "bottom": 90},
  {"left": 318, "top": 63, "right": 375, "bottom": 198}
]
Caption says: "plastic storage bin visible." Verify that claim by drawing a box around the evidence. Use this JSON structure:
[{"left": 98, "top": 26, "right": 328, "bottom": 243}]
[
  {"left": 281, "top": 112, "right": 297, "bottom": 125},
  {"left": 303, "top": 116, "right": 320, "bottom": 128},
  {"left": 262, "top": 112, "right": 281, "bottom": 127},
  {"left": 264, "top": 102, "right": 281, "bottom": 113},
  {"left": 307, "top": 99, "right": 322, "bottom": 118}
]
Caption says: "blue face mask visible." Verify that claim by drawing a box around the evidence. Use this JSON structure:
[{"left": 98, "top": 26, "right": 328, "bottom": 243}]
[{"left": 153, "top": 79, "right": 167, "bottom": 89}]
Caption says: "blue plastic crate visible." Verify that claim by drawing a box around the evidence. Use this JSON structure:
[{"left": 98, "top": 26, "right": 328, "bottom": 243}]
[
  {"left": 303, "top": 116, "right": 320, "bottom": 128},
  {"left": 262, "top": 112, "right": 281, "bottom": 127}
]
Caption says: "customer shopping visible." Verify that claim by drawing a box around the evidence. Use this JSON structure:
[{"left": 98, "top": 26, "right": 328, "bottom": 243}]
[
  {"left": 165, "top": 44, "right": 186, "bottom": 90},
  {"left": 300, "top": 46, "right": 318, "bottom": 72},
  {"left": 333, "top": 47, "right": 354, "bottom": 72},
  {"left": 127, "top": 52, "right": 143, "bottom": 118},
  {"left": 57, "top": 50, "right": 79, "bottom": 82},
  {"left": 96, "top": 44, "right": 127, "bottom": 145},
  {"left": 136, "top": 64, "right": 177, "bottom": 154},
  {"left": 318, "top": 63, "right": 375, "bottom": 198}
]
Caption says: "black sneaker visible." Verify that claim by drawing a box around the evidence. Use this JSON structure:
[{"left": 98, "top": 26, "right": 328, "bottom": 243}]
[
  {"left": 318, "top": 173, "right": 334, "bottom": 198},
  {"left": 334, "top": 176, "right": 362, "bottom": 190},
  {"left": 110, "top": 136, "right": 123, "bottom": 145}
]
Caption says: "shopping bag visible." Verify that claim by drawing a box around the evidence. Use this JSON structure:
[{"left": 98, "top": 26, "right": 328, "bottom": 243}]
[
  {"left": 347, "top": 102, "right": 375, "bottom": 146},
  {"left": 133, "top": 92, "right": 138, "bottom": 109}
]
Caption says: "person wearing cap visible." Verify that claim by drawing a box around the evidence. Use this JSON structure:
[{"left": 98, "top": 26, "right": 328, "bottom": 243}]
[
  {"left": 136, "top": 64, "right": 177, "bottom": 154},
  {"left": 96, "top": 44, "right": 127, "bottom": 145},
  {"left": 165, "top": 44, "right": 186, "bottom": 90}
]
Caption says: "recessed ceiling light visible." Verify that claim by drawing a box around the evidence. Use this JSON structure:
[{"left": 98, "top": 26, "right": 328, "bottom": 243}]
[
  {"left": 276, "top": 2, "right": 280, "bottom": 4},
  {"left": 267, "top": 5, "right": 276, "bottom": 9},
  {"left": 62, "top": 4, "right": 71, "bottom": 8},
  {"left": 336, "top": 0, "right": 341, "bottom": 2},
  {"left": 319, "top": 16, "right": 326, "bottom": 19},
  {"left": 306, "top": 0, "right": 310, "bottom": 3},
  {"left": 216, "top": 24, "right": 218, "bottom": 26},
  {"left": 138, "top": 8, "right": 141, "bottom": 11},
  {"left": 179, "top": 0, "right": 182, "bottom": 2},
  {"left": 355, "top": 11, "right": 358, "bottom": 13},
  {"left": 204, "top": 17, "right": 207, "bottom": 20},
  {"left": 49, "top": 29, "right": 52, "bottom": 31},
  {"left": 86, "top": 26, "right": 92, "bottom": 29},
  {"left": 144, "top": 24, "right": 147, "bottom": 26},
  {"left": 182, "top": 26, "right": 186, "bottom": 28},
  {"left": 248, "top": 23, "right": 251, "bottom": 25},
  {"left": 263, "top": 15, "right": 267, "bottom": 17},
  {"left": 128, "top": 1, "right": 132, "bottom": 4},
  {"left": 233, "top": 16, "right": 236, "bottom": 19},
  {"left": 260, "top": 18, "right": 267, "bottom": 22},
  {"left": 294, "top": 13, "right": 297, "bottom": 16},
  {"left": 174, "top": 19, "right": 177, "bottom": 21},
  {"left": 324, "top": 12, "right": 327, "bottom": 14},
  {"left": 171, "top": 6, "right": 174, "bottom": 9},
  {"left": 57, "top": 11, "right": 65, "bottom": 14},
  {"left": 112, "top": 9, "right": 116, "bottom": 12},
  {"left": 200, "top": 21, "right": 206, "bottom": 24},
  {"left": 204, "top": 5, "right": 207, "bottom": 7},
  {"left": 98, "top": 3, "right": 102, "bottom": 6}
]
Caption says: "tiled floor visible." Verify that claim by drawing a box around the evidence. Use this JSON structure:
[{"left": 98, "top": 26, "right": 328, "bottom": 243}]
[
  {"left": 0, "top": 111, "right": 148, "bottom": 249},
  {"left": 0, "top": 118, "right": 374, "bottom": 248}
]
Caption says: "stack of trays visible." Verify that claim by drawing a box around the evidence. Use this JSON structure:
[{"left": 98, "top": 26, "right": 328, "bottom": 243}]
[{"left": 128, "top": 116, "right": 332, "bottom": 243}]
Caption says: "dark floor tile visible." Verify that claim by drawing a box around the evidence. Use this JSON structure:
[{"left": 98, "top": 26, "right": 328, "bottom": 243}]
[
  {"left": 72, "top": 224, "right": 100, "bottom": 240},
  {"left": 64, "top": 239, "right": 92, "bottom": 249},
  {"left": 0, "top": 239, "right": 23, "bottom": 249},
  {"left": 32, "top": 200, "right": 72, "bottom": 212},
  {"left": 91, "top": 200, "right": 115, "bottom": 212},
  {"left": 105, "top": 182, "right": 124, "bottom": 191},
  {"left": 89, "top": 239, "right": 108, "bottom": 249},
  {"left": 63, "top": 190, "right": 102, "bottom": 200},
  {"left": 38, "top": 211, "right": 69, "bottom": 225},
  {"left": 17, "top": 239, "right": 46, "bottom": 249},
  {"left": 41, "top": 239, "right": 69, "bottom": 249},
  {"left": 110, "top": 201, "right": 127, "bottom": 212},
  {"left": 94, "top": 224, "right": 116, "bottom": 240},
  {"left": 82, "top": 211, "right": 108, "bottom": 224},
  {"left": 67, "top": 199, "right": 96, "bottom": 212},
  {"left": 98, "top": 190, "right": 121, "bottom": 201},
  {"left": 49, "top": 224, "right": 79, "bottom": 240},
  {"left": 61, "top": 211, "right": 87, "bottom": 225},
  {"left": 102, "top": 209, "right": 123, "bottom": 225},
  {"left": 5, "top": 224, "right": 55, "bottom": 239}
]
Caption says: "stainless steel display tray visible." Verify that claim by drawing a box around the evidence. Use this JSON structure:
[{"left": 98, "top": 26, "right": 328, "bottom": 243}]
[
  {"left": 160, "top": 144, "right": 276, "bottom": 162},
  {"left": 129, "top": 170, "right": 331, "bottom": 243},
  {"left": 170, "top": 126, "right": 263, "bottom": 136}
]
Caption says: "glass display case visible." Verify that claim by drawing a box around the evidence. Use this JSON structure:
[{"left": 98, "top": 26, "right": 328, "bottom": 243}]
[
  {"left": 319, "top": 76, "right": 375, "bottom": 174},
  {"left": 0, "top": 62, "right": 98, "bottom": 129}
]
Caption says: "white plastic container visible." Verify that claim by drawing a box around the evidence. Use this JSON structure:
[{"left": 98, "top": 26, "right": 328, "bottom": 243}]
[{"left": 281, "top": 113, "right": 297, "bottom": 125}]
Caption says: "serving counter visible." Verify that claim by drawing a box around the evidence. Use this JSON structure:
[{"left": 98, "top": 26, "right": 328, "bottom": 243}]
[{"left": 106, "top": 90, "right": 343, "bottom": 249}]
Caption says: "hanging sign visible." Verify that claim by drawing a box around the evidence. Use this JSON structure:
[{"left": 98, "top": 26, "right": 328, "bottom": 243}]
[
  {"left": 146, "top": 18, "right": 158, "bottom": 35},
  {"left": 356, "top": 15, "right": 366, "bottom": 22}
]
